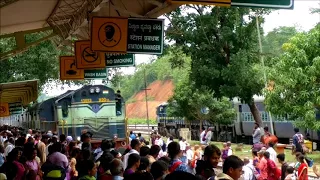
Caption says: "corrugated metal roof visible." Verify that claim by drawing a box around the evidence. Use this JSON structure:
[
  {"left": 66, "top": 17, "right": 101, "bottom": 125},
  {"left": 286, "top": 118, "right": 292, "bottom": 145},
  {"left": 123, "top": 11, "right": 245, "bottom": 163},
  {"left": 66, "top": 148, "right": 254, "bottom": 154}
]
[{"left": 0, "top": 80, "right": 38, "bottom": 106}]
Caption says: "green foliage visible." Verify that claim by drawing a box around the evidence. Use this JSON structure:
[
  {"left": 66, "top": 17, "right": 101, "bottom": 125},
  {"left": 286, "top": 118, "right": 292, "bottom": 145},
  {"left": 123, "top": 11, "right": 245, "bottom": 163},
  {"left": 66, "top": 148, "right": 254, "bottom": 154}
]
[
  {"left": 166, "top": 76, "right": 236, "bottom": 125},
  {"left": 113, "top": 48, "right": 191, "bottom": 100},
  {"left": 265, "top": 25, "right": 320, "bottom": 130},
  {"left": 128, "top": 118, "right": 157, "bottom": 125},
  {"left": 166, "top": 5, "right": 271, "bottom": 124}
]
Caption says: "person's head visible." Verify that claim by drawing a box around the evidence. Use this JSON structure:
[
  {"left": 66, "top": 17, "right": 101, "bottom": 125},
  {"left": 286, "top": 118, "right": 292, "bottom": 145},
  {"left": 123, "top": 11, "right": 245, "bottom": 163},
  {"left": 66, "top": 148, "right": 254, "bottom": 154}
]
[
  {"left": 140, "top": 146, "right": 150, "bottom": 157},
  {"left": 150, "top": 145, "right": 161, "bottom": 158},
  {"left": 298, "top": 155, "right": 305, "bottom": 163},
  {"left": 264, "top": 126, "right": 269, "bottom": 132},
  {"left": 110, "top": 158, "right": 124, "bottom": 176},
  {"left": 254, "top": 123, "right": 259, "bottom": 129},
  {"left": 158, "top": 156, "right": 170, "bottom": 165},
  {"left": 80, "top": 133, "right": 91, "bottom": 143},
  {"left": 59, "top": 134, "right": 66, "bottom": 142},
  {"left": 130, "top": 131, "right": 133, "bottom": 135},
  {"left": 204, "top": 144, "right": 221, "bottom": 168},
  {"left": 165, "top": 171, "right": 197, "bottom": 180},
  {"left": 34, "top": 134, "right": 40, "bottom": 141},
  {"left": 294, "top": 128, "right": 299, "bottom": 133},
  {"left": 138, "top": 133, "right": 141, "bottom": 137},
  {"left": 99, "top": 151, "right": 114, "bottom": 171},
  {"left": 8, "top": 137, "right": 14, "bottom": 144},
  {"left": 226, "top": 141, "right": 231, "bottom": 147},
  {"left": 222, "top": 143, "right": 227, "bottom": 148},
  {"left": 84, "top": 160, "right": 97, "bottom": 177},
  {"left": 202, "top": 126, "right": 205, "bottom": 131},
  {"left": 138, "top": 157, "right": 150, "bottom": 171},
  {"left": 81, "top": 148, "right": 92, "bottom": 160},
  {"left": 263, "top": 151, "right": 270, "bottom": 159},
  {"left": 223, "top": 155, "right": 244, "bottom": 180},
  {"left": 169, "top": 136, "right": 173, "bottom": 141},
  {"left": 28, "top": 129, "right": 32, "bottom": 134},
  {"left": 7, "top": 147, "right": 23, "bottom": 162},
  {"left": 179, "top": 137, "right": 183, "bottom": 141},
  {"left": 127, "top": 153, "right": 141, "bottom": 170},
  {"left": 167, "top": 142, "right": 181, "bottom": 159},
  {"left": 130, "top": 139, "right": 141, "bottom": 152},
  {"left": 41, "top": 134, "right": 49, "bottom": 144},
  {"left": 277, "top": 153, "right": 285, "bottom": 164},
  {"left": 71, "top": 148, "right": 81, "bottom": 158},
  {"left": 295, "top": 152, "right": 302, "bottom": 160},
  {"left": 243, "top": 157, "right": 250, "bottom": 165},
  {"left": 252, "top": 149, "right": 258, "bottom": 157},
  {"left": 101, "top": 139, "right": 113, "bottom": 151},
  {"left": 285, "top": 166, "right": 294, "bottom": 176},
  {"left": 151, "top": 160, "right": 169, "bottom": 180},
  {"left": 194, "top": 145, "right": 200, "bottom": 151},
  {"left": 268, "top": 142, "right": 274, "bottom": 148}
]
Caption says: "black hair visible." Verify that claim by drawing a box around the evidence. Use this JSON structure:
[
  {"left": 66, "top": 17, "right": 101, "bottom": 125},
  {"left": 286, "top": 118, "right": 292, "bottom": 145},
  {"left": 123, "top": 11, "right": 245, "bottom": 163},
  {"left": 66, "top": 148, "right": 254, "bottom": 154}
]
[
  {"left": 99, "top": 151, "right": 114, "bottom": 171},
  {"left": 126, "top": 153, "right": 141, "bottom": 170},
  {"left": 140, "top": 146, "right": 150, "bottom": 157},
  {"left": 204, "top": 144, "right": 221, "bottom": 157},
  {"left": 101, "top": 139, "right": 113, "bottom": 151},
  {"left": 252, "top": 149, "right": 258, "bottom": 156},
  {"left": 179, "top": 136, "right": 183, "bottom": 141},
  {"left": 130, "top": 139, "right": 140, "bottom": 149},
  {"left": 263, "top": 151, "right": 270, "bottom": 159},
  {"left": 268, "top": 142, "right": 274, "bottom": 147},
  {"left": 59, "top": 134, "right": 66, "bottom": 142},
  {"left": 286, "top": 166, "right": 294, "bottom": 174},
  {"left": 71, "top": 148, "right": 81, "bottom": 158},
  {"left": 151, "top": 160, "right": 168, "bottom": 179},
  {"left": 298, "top": 155, "right": 305, "bottom": 162},
  {"left": 294, "top": 128, "right": 299, "bottom": 133},
  {"left": 167, "top": 142, "right": 180, "bottom": 159},
  {"left": 145, "top": 141, "right": 150, "bottom": 146},
  {"left": 277, "top": 153, "right": 285, "bottom": 162},
  {"left": 138, "top": 133, "right": 141, "bottom": 137},
  {"left": 222, "top": 155, "right": 244, "bottom": 174},
  {"left": 158, "top": 156, "right": 170, "bottom": 165},
  {"left": 80, "top": 133, "right": 90, "bottom": 142},
  {"left": 83, "top": 160, "right": 95, "bottom": 175},
  {"left": 150, "top": 145, "right": 161, "bottom": 156},
  {"left": 82, "top": 142, "right": 91, "bottom": 150},
  {"left": 124, "top": 172, "right": 153, "bottom": 180},
  {"left": 165, "top": 171, "right": 197, "bottom": 180},
  {"left": 138, "top": 157, "right": 150, "bottom": 171},
  {"left": 264, "top": 126, "right": 269, "bottom": 131},
  {"left": 130, "top": 131, "right": 133, "bottom": 134}
]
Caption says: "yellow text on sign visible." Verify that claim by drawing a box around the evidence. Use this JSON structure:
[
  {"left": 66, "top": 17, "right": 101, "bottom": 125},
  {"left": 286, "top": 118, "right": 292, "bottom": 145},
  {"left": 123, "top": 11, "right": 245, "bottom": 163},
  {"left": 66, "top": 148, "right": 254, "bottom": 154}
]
[
  {"left": 99, "top": 98, "right": 110, "bottom": 102},
  {"left": 75, "top": 40, "right": 106, "bottom": 69},
  {"left": 81, "top": 99, "right": 92, "bottom": 103},
  {"left": 167, "top": 0, "right": 231, "bottom": 6},
  {"left": 60, "top": 56, "right": 84, "bottom": 80},
  {"left": 91, "top": 17, "right": 128, "bottom": 53},
  {"left": 0, "top": 103, "right": 10, "bottom": 117}
]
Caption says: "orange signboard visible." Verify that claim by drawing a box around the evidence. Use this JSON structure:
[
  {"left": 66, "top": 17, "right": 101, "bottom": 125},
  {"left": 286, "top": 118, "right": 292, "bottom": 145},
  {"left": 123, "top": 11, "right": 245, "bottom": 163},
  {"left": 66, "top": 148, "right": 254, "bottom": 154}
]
[
  {"left": 91, "top": 17, "right": 128, "bottom": 53},
  {"left": 0, "top": 103, "right": 10, "bottom": 117},
  {"left": 167, "top": 0, "right": 231, "bottom": 6},
  {"left": 75, "top": 40, "right": 106, "bottom": 69},
  {"left": 60, "top": 56, "right": 84, "bottom": 80}
]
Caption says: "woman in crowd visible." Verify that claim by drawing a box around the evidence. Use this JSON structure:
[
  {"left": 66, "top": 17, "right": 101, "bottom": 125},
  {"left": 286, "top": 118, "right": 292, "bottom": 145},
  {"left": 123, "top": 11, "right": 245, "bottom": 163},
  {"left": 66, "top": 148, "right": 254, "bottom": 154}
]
[{"left": 123, "top": 153, "right": 141, "bottom": 178}]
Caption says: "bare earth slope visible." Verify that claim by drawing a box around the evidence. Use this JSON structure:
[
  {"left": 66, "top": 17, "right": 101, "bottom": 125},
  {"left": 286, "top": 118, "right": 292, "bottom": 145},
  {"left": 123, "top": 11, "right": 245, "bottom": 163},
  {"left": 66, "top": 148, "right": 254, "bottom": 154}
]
[{"left": 126, "top": 80, "right": 174, "bottom": 120}]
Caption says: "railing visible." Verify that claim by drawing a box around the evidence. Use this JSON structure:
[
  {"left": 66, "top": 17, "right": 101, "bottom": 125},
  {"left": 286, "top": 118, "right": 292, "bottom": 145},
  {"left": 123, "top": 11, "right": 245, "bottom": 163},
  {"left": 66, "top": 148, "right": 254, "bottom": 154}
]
[{"left": 127, "top": 124, "right": 158, "bottom": 134}]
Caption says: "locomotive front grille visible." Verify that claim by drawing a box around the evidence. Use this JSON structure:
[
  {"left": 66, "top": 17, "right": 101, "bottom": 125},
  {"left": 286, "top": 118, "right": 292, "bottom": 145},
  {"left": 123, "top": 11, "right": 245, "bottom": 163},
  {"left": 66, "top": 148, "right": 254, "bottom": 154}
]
[{"left": 84, "top": 118, "right": 110, "bottom": 139}]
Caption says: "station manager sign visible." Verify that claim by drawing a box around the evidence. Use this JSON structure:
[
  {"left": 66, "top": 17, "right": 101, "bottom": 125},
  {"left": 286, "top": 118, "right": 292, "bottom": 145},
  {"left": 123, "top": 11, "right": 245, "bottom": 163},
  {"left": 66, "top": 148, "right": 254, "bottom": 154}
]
[{"left": 127, "top": 18, "right": 164, "bottom": 55}]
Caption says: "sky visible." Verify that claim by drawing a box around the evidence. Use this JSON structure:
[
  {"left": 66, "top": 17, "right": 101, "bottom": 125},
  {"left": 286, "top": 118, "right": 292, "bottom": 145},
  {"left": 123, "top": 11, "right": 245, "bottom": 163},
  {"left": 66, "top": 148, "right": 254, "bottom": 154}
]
[{"left": 45, "top": 1, "right": 320, "bottom": 96}]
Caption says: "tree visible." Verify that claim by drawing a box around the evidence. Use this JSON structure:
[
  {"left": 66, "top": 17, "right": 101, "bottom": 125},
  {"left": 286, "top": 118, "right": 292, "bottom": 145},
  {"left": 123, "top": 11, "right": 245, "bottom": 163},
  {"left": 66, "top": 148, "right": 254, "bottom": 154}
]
[
  {"left": 166, "top": 74, "right": 235, "bottom": 127},
  {"left": 262, "top": 26, "right": 299, "bottom": 66},
  {"left": 166, "top": 5, "right": 270, "bottom": 126},
  {"left": 265, "top": 24, "right": 320, "bottom": 130}
]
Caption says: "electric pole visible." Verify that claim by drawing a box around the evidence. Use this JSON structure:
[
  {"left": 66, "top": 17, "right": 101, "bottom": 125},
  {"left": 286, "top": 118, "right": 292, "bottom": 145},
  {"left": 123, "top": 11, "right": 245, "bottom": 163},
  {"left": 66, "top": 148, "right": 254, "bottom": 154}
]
[{"left": 143, "top": 68, "right": 151, "bottom": 133}]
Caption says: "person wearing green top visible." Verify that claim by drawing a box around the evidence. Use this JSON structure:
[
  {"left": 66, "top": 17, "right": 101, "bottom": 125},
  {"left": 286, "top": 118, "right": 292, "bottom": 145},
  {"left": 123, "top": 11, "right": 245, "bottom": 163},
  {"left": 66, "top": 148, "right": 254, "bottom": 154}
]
[{"left": 78, "top": 160, "right": 97, "bottom": 180}]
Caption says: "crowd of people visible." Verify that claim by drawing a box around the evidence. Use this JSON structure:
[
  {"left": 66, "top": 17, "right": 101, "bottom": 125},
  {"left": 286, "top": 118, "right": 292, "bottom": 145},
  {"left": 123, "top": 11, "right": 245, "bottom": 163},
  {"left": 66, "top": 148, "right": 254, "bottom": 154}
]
[{"left": 0, "top": 125, "right": 319, "bottom": 180}]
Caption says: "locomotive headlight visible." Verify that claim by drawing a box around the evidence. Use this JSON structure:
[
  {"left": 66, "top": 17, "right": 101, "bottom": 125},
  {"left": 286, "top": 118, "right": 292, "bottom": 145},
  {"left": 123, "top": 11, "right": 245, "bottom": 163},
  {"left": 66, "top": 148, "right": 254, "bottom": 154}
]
[
  {"left": 95, "top": 87, "right": 100, "bottom": 93},
  {"left": 89, "top": 88, "right": 95, "bottom": 94}
]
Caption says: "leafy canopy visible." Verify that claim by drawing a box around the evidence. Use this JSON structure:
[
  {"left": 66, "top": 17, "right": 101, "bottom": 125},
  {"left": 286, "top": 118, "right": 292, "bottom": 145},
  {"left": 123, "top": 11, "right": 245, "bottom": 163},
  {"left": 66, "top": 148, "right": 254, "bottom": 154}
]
[{"left": 265, "top": 25, "right": 320, "bottom": 130}]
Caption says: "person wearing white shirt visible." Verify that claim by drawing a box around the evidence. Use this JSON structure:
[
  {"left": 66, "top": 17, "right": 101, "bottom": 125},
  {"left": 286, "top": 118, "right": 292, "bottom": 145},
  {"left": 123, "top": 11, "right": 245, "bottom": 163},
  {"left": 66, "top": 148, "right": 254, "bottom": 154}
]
[
  {"left": 123, "top": 139, "right": 141, "bottom": 169},
  {"left": 241, "top": 157, "right": 255, "bottom": 180},
  {"left": 205, "top": 128, "right": 212, "bottom": 145},
  {"left": 200, "top": 127, "right": 207, "bottom": 145},
  {"left": 4, "top": 137, "right": 14, "bottom": 157},
  {"left": 266, "top": 142, "right": 277, "bottom": 162},
  {"left": 227, "top": 141, "right": 233, "bottom": 156},
  {"left": 166, "top": 136, "right": 173, "bottom": 147}
]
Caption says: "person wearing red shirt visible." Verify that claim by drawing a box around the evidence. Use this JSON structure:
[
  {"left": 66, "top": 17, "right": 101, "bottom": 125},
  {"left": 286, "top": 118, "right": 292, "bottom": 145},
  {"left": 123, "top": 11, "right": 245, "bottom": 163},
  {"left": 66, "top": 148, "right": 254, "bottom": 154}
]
[{"left": 297, "top": 155, "right": 308, "bottom": 180}]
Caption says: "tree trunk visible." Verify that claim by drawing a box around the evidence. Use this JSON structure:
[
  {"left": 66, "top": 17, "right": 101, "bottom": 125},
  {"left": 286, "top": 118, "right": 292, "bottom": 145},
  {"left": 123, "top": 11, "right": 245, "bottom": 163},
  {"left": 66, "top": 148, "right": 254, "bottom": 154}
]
[{"left": 248, "top": 101, "right": 263, "bottom": 127}]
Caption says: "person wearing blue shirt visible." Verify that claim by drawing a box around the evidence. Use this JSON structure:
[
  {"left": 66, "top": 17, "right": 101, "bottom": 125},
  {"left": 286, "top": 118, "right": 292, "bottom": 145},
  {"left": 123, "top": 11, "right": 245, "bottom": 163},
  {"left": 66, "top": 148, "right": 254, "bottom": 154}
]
[{"left": 129, "top": 131, "right": 136, "bottom": 140}]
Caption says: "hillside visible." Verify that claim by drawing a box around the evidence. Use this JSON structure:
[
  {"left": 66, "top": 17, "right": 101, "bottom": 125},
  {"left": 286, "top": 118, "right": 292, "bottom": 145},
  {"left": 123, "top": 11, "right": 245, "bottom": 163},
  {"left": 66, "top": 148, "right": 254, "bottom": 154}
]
[{"left": 126, "top": 80, "right": 174, "bottom": 120}]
